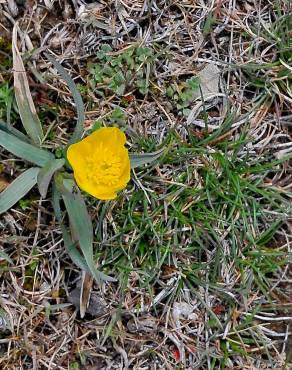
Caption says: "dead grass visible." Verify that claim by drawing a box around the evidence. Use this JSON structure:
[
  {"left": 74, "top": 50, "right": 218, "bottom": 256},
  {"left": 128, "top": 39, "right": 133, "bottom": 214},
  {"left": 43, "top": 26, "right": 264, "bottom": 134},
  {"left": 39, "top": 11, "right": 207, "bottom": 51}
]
[{"left": 0, "top": 0, "right": 291, "bottom": 369}]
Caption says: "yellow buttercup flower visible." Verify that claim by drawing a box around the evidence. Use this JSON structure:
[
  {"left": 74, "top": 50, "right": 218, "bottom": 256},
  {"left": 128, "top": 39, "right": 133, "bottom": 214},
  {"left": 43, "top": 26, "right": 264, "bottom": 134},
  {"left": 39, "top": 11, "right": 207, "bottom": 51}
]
[{"left": 67, "top": 127, "right": 130, "bottom": 200}]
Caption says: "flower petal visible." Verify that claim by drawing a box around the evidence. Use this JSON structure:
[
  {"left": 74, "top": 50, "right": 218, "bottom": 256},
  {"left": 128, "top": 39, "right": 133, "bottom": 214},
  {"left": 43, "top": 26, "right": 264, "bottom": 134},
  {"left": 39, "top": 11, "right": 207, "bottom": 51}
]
[
  {"left": 67, "top": 141, "right": 91, "bottom": 170},
  {"left": 115, "top": 157, "right": 130, "bottom": 188},
  {"left": 85, "top": 127, "right": 126, "bottom": 148},
  {"left": 67, "top": 127, "right": 130, "bottom": 200},
  {"left": 74, "top": 173, "right": 117, "bottom": 200}
]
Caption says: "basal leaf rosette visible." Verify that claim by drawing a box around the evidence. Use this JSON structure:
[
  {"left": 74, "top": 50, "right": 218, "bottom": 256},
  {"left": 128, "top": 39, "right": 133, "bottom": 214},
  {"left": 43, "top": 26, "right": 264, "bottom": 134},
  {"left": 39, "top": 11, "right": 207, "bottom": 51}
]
[{"left": 67, "top": 127, "right": 130, "bottom": 200}]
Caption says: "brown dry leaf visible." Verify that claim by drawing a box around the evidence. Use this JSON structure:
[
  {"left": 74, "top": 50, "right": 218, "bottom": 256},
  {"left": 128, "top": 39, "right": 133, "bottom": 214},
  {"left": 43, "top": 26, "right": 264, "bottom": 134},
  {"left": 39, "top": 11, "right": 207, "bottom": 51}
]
[
  {"left": 79, "top": 271, "right": 93, "bottom": 318},
  {"left": 12, "top": 24, "right": 43, "bottom": 145},
  {"left": 0, "top": 177, "right": 9, "bottom": 193},
  {"left": 194, "top": 63, "right": 221, "bottom": 99}
]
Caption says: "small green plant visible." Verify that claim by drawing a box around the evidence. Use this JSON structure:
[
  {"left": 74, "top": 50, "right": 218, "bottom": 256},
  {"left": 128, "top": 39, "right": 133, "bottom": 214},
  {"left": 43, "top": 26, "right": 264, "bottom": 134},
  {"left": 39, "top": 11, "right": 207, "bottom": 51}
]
[
  {"left": 89, "top": 107, "right": 127, "bottom": 134},
  {"left": 69, "top": 361, "right": 80, "bottom": 370},
  {"left": 18, "top": 198, "right": 33, "bottom": 210},
  {"left": 0, "top": 36, "right": 12, "bottom": 69},
  {"left": 0, "top": 82, "right": 14, "bottom": 123},
  {"left": 89, "top": 45, "right": 154, "bottom": 96},
  {"left": 166, "top": 76, "right": 200, "bottom": 115}
]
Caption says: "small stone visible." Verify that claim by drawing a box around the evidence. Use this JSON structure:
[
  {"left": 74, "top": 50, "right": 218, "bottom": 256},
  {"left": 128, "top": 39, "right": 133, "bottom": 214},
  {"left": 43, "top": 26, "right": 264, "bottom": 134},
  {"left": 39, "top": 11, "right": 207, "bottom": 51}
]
[
  {"left": 127, "top": 315, "right": 158, "bottom": 334},
  {"left": 69, "top": 287, "right": 108, "bottom": 317}
]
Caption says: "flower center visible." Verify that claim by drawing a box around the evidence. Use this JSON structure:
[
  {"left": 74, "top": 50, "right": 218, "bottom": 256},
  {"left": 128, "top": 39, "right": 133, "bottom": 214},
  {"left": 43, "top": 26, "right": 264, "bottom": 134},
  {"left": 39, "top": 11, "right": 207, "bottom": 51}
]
[{"left": 86, "top": 145, "right": 122, "bottom": 186}]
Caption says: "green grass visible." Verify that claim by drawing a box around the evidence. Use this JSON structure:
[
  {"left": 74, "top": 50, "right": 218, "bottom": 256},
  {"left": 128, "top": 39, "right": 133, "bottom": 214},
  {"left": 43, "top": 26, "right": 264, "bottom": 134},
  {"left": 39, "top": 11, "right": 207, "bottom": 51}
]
[
  {"left": 98, "top": 129, "right": 290, "bottom": 279},
  {"left": 0, "top": 82, "right": 14, "bottom": 124},
  {"left": 86, "top": 117, "right": 291, "bottom": 366},
  {"left": 1, "top": 71, "right": 290, "bottom": 370},
  {"left": 240, "top": 1, "right": 292, "bottom": 105},
  {"left": 1, "top": 2, "right": 291, "bottom": 367}
]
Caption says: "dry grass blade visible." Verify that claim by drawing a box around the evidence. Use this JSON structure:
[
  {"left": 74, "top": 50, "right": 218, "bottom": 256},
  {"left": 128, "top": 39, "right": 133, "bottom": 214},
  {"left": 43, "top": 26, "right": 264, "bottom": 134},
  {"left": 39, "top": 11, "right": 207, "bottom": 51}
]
[
  {"left": 79, "top": 271, "right": 93, "bottom": 318},
  {"left": 12, "top": 24, "right": 44, "bottom": 145},
  {"left": 45, "top": 53, "right": 85, "bottom": 144},
  {"left": 0, "top": 1, "right": 291, "bottom": 369}
]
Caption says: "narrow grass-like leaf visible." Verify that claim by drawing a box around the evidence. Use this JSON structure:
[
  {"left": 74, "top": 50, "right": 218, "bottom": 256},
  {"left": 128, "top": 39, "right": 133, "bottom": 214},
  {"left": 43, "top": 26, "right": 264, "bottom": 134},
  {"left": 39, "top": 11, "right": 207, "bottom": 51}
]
[
  {"left": 6, "top": 92, "right": 12, "bottom": 127},
  {"left": 37, "top": 158, "right": 65, "bottom": 198},
  {"left": 52, "top": 182, "right": 62, "bottom": 222},
  {"left": 0, "top": 130, "right": 54, "bottom": 167},
  {"left": 45, "top": 53, "right": 85, "bottom": 144},
  {"left": 12, "top": 25, "right": 43, "bottom": 144},
  {"left": 61, "top": 225, "right": 91, "bottom": 273},
  {"left": 130, "top": 149, "right": 164, "bottom": 169},
  {"left": 0, "top": 167, "right": 39, "bottom": 214},
  {"left": 62, "top": 188, "right": 115, "bottom": 283},
  {"left": 255, "top": 220, "right": 282, "bottom": 247},
  {"left": 0, "top": 120, "right": 30, "bottom": 142},
  {"left": 52, "top": 183, "right": 93, "bottom": 272},
  {"left": 0, "top": 250, "right": 13, "bottom": 264}
]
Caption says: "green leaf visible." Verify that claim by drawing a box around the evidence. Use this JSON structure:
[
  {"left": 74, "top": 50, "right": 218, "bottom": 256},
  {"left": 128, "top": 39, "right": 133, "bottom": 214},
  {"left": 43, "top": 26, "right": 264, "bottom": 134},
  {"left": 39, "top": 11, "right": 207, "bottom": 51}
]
[
  {"left": 52, "top": 182, "right": 62, "bottom": 221},
  {"left": 0, "top": 130, "right": 54, "bottom": 167},
  {"left": 19, "top": 198, "right": 32, "bottom": 210},
  {"left": 203, "top": 13, "right": 217, "bottom": 36},
  {"left": 54, "top": 172, "right": 75, "bottom": 198},
  {"left": 255, "top": 220, "right": 282, "bottom": 247},
  {"left": 52, "top": 184, "right": 92, "bottom": 272},
  {"left": 0, "top": 250, "right": 13, "bottom": 264},
  {"left": 115, "top": 83, "right": 126, "bottom": 96},
  {"left": 62, "top": 188, "right": 115, "bottom": 283},
  {"left": 12, "top": 25, "right": 44, "bottom": 144},
  {"left": 130, "top": 149, "right": 164, "bottom": 169},
  {"left": 61, "top": 225, "right": 91, "bottom": 273},
  {"left": 0, "top": 167, "right": 39, "bottom": 214},
  {"left": 45, "top": 53, "right": 85, "bottom": 145},
  {"left": 186, "top": 76, "right": 200, "bottom": 90},
  {"left": 0, "top": 83, "right": 13, "bottom": 126},
  {"left": 37, "top": 159, "right": 65, "bottom": 198},
  {"left": 0, "top": 120, "right": 31, "bottom": 142}
]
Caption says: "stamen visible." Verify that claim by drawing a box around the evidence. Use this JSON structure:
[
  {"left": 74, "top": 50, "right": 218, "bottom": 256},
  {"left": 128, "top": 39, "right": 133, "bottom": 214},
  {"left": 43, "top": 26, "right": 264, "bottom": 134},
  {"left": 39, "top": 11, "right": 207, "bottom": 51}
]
[{"left": 86, "top": 145, "right": 122, "bottom": 186}]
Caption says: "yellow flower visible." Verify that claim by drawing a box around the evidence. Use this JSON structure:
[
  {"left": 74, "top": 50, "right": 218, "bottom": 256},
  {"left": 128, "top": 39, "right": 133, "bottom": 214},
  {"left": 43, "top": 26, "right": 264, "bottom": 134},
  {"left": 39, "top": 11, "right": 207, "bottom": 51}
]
[{"left": 67, "top": 127, "right": 130, "bottom": 200}]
